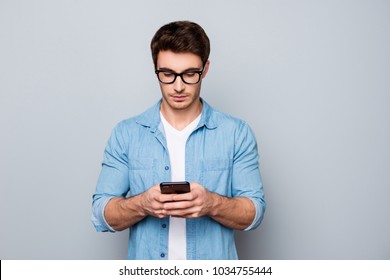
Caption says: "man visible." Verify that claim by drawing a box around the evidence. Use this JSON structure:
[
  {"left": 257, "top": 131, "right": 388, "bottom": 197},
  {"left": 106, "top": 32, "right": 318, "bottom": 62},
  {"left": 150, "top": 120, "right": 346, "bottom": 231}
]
[{"left": 92, "top": 20, "right": 266, "bottom": 260}]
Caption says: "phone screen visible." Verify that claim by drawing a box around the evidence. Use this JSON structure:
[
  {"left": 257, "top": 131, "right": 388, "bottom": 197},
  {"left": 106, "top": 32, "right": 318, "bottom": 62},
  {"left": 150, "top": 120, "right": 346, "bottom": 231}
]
[{"left": 160, "top": 181, "right": 190, "bottom": 194}]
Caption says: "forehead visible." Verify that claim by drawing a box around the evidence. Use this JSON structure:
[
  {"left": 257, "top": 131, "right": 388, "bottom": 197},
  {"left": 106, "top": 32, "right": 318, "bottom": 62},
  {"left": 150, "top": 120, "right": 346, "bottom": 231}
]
[{"left": 157, "top": 51, "right": 203, "bottom": 71}]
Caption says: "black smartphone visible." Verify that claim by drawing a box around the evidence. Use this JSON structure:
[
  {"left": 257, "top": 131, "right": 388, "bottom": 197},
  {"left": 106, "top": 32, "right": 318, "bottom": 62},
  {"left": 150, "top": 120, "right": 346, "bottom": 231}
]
[{"left": 160, "top": 181, "right": 190, "bottom": 194}]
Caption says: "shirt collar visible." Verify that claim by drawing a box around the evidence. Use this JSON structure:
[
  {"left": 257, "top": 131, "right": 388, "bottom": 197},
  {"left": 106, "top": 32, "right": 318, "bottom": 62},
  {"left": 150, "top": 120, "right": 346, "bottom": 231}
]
[{"left": 135, "top": 98, "right": 218, "bottom": 132}]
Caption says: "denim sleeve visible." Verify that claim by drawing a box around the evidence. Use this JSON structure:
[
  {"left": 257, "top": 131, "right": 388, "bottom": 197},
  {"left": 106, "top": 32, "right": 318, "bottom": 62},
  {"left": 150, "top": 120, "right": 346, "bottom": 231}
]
[
  {"left": 91, "top": 122, "right": 130, "bottom": 232},
  {"left": 232, "top": 121, "right": 266, "bottom": 231}
]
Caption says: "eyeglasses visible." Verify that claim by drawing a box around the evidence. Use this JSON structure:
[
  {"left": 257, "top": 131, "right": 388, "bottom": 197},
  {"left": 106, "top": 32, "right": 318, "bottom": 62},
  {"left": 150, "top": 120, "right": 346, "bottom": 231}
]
[{"left": 155, "top": 68, "right": 204, "bottom": 84}]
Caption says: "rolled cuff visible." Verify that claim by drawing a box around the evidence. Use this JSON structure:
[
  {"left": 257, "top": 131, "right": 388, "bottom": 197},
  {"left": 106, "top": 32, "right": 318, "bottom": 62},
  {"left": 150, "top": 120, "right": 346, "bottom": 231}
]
[
  {"left": 91, "top": 195, "right": 117, "bottom": 233},
  {"left": 243, "top": 197, "right": 266, "bottom": 231}
]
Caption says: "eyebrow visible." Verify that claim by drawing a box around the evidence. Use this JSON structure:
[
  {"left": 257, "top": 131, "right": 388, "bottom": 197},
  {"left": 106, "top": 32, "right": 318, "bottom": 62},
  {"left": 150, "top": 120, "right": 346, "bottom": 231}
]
[{"left": 157, "top": 67, "right": 203, "bottom": 73}]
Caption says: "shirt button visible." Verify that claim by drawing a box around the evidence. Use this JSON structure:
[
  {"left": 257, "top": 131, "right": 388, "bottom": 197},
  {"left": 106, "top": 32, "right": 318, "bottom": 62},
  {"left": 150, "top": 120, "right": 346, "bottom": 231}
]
[
  {"left": 160, "top": 253, "right": 165, "bottom": 258},
  {"left": 165, "top": 166, "right": 169, "bottom": 170},
  {"left": 162, "top": 224, "right": 167, "bottom": 228}
]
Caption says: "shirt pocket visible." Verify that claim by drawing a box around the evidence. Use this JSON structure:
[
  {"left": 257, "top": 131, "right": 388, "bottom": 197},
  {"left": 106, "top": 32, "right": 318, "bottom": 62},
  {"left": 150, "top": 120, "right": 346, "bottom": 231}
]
[
  {"left": 201, "top": 158, "right": 232, "bottom": 196},
  {"left": 128, "top": 157, "right": 155, "bottom": 195}
]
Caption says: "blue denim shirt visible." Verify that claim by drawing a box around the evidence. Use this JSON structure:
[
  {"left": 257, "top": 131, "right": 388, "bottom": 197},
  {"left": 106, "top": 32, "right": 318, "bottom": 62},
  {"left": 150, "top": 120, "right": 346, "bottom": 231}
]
[{"left": 92, "top": 99, "right": 266, "bottom": 259}]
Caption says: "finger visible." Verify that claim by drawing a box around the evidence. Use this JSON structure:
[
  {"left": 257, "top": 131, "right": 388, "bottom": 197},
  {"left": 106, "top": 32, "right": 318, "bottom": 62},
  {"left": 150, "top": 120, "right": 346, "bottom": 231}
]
[
  {"left": 165, "top": 209, "right": 188, "bottom": 217},
  {"left": 158, "top": 194, "right": 176, "bottom": 202},
  {"left": 163, "top": 201, "right": 192, "bottom": 210},
  {"left": 172, "top": 192, "right": 196, "bottom": 201},
  {"left": 166, "top": 207, "right": 201, "bottom": 218}
]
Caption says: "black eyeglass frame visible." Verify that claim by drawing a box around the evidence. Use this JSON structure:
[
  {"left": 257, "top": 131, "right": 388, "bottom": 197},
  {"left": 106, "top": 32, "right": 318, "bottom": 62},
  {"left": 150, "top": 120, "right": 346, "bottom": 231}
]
[{"left": 155, "top": 66, "right": 205, "bottom": 85}]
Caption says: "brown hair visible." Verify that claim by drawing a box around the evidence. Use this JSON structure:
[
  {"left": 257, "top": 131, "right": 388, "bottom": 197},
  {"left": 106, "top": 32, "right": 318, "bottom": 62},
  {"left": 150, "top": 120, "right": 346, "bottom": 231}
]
[{"left": 150, "top": 21, "right": 210, "bottom": 68}]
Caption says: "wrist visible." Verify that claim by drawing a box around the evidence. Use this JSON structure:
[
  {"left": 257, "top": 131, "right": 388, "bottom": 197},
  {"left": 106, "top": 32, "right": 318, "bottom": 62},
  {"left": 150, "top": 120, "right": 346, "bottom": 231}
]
[
  {"left": 122, "top": 194, "right": 146, "bottom": 218},
  {"left": 208, "top": 192, "right": 225, "bottom": 218},
  {"left": 134, "top": 193, "right": 148, "bottom": 217}
]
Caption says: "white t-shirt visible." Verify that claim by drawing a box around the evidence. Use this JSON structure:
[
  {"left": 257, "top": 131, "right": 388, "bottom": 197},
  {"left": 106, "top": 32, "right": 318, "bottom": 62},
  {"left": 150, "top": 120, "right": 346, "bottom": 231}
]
[{"left": 160, "top": 112, "right": 201, "bottom": 260}]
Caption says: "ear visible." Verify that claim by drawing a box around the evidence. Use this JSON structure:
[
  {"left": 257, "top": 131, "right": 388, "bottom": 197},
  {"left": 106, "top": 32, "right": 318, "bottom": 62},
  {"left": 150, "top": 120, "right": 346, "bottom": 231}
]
[{"left": 201, "top": 60, "right": 210, "bottom": 78}]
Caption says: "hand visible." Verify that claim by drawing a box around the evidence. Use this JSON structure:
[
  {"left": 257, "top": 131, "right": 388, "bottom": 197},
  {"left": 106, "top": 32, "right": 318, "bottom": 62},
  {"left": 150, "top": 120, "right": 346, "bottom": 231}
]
[
  {"left": 161, "top": 182, "right": 216, "bottom": 218},
  {"left": 139, "top": 184, "right": 177, "bottom": 218}
]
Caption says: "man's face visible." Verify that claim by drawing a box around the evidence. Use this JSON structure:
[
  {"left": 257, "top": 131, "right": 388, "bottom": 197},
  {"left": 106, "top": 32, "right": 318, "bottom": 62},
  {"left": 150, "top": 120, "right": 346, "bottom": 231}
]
[{"left": 156, "top": 50, "right": 209, "bottom": 112}]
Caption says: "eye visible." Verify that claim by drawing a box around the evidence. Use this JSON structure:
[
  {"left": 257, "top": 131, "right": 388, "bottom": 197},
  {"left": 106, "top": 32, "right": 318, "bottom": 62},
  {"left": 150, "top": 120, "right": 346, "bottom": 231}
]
[
  {"left": 162, "top": 72, "right": 174, "bottom": 77},
  {"left": 184, "top": 72, "right": 196, "bottom": 77}
]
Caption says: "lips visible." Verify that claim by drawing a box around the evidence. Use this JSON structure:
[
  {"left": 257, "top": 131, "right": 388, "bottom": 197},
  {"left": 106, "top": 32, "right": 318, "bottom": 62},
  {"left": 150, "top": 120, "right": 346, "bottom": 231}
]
[{"left": 172, "top": 95, "right": 187, "bottom": 102}]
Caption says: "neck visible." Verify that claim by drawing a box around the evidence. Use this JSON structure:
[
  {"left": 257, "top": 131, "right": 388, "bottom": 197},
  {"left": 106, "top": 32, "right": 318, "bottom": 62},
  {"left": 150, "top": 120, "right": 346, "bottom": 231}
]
[{"left": 160, "top": 99, "right": 202, "bottom": 131}]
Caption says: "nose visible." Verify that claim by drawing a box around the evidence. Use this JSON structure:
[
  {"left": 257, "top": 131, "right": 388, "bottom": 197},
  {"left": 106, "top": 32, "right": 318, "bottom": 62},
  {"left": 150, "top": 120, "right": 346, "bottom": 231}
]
[{"left": 173, "top": 76, "right": 185, "bottom": 92}]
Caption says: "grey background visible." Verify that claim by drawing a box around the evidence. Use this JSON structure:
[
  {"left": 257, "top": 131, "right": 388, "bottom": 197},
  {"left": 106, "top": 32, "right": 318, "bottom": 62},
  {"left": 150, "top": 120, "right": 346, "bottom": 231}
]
[{"left": 1, "top": 0, "right": 389, "bottom": 259}]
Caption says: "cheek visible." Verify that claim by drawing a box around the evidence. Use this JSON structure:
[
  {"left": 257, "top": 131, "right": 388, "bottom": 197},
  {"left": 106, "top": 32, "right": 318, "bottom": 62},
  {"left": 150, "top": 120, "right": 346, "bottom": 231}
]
[
  {"left": 159, "top": 84, "right": 170, "bottom": 94},
  {"left": 159, "top": 83, "right": 165, "bottom": 91},
  {"left": 193, "top": 84, "right": 202, "bottom": 96}
]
